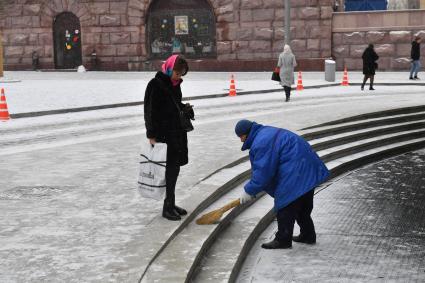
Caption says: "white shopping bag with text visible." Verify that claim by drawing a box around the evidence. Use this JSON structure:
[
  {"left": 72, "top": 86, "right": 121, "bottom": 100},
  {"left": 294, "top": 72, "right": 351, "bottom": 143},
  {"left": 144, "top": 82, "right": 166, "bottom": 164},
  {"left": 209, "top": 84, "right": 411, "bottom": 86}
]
[{"left": 137, "top": 142, "right": 167, "bottom": 200}]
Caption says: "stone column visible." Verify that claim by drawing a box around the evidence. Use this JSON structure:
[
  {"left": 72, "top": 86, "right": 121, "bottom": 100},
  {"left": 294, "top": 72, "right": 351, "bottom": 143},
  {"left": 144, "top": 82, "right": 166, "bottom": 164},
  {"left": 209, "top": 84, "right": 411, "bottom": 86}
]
[
  {"left": 284, "top": 0, "right": 290, "bottom": 44},
  {"left": 0, "top": 32, "right": 3, "bottom": 78}
]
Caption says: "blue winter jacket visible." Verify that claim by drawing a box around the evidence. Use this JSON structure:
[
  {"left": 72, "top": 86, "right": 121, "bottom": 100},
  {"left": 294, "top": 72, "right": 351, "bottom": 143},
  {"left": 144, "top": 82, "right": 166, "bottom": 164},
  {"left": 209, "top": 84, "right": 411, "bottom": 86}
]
[{"left": 242, "top": 123, "right": 330, "bottom": 211}]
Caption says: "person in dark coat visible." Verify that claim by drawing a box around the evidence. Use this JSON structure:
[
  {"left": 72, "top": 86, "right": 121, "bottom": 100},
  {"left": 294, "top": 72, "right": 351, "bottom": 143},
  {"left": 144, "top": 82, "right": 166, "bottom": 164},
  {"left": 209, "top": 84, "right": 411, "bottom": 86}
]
[
  {"left": 361, "top": 44, "right": 379, "bottom": 91},
  {"left": 236, "top": 120, "right": 330, "bottom": 249},
  {"left": 144, "top": 55, "right": 194, "bottom": 221},
  {"left": 409, "top": 36, "right": 421, "bottom": 80}
]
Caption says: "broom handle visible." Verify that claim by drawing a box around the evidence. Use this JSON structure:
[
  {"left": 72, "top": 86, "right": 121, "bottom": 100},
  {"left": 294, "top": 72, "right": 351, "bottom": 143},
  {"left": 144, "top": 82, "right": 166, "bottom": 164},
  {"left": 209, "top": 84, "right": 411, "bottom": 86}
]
[{"left": 220, "top": 199, "right": 241, "bottom": 213}]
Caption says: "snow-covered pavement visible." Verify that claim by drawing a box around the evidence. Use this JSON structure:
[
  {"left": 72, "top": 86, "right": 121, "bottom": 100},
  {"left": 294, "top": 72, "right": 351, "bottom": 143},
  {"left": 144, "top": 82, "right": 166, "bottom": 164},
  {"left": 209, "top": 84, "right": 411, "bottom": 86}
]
[
  {"left": 0, "top": 71, "right": 425, "bottom": 282},
  {"left": 1, "top": 71, "right": 423, "bottom": 113}
]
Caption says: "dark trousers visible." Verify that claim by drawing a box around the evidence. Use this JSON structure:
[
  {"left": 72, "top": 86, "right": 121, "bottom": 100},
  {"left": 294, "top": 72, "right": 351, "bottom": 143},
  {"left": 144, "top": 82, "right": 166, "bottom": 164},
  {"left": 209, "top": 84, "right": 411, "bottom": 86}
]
[
  {"left": 165, "top": 163, "right": 180, "bottom": 204},
  {"left": 275, "top": 189, "right": 316, "bottom": 244},
  {"left": 283, "top": 86, "right": 291, "bottom": 100},
  {"left": 362, "top": 74, "right": 374, "bottom": 88}
]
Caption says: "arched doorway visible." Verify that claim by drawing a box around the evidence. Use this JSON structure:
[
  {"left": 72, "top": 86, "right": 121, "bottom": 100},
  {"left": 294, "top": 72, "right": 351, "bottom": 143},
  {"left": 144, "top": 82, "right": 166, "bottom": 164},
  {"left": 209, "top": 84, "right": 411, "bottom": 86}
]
[
  {"left": 53, "top": 12, "right": 82, "bottom": 69},
  {"left": 147, "top": 0, "right": 216, "bottom": 59}
]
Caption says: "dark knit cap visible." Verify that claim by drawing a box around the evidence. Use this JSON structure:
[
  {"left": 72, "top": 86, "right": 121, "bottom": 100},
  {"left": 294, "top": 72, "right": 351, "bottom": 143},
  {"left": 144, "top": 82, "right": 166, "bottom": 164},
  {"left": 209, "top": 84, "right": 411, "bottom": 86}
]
[{"left": 235, "top": 119, "right": 254, "bottom": 137}]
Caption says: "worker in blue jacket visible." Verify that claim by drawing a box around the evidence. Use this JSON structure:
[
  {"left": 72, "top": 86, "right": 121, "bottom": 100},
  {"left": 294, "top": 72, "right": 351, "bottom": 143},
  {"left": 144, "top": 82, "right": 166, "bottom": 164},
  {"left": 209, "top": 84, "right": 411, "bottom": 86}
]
[{"left": 235, "top": 120, "right": 330, "bottom": 249}]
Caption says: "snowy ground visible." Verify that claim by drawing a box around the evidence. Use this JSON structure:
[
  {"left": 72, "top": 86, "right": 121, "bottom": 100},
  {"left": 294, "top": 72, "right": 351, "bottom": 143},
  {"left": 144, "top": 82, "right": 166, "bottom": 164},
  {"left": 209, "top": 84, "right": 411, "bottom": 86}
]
[{"left": 0, "top": 71, "right": 424, "bottom": 282}]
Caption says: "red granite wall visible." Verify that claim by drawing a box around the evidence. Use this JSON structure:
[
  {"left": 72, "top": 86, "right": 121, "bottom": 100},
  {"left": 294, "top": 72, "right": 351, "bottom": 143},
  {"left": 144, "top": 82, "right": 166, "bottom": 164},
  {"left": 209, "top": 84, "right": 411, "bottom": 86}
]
[
  {"left": 0, "top": 0, "right": 333, "bottom": 71},
  {"left": 332, "top": 10, "right": 425, "bottom": 71}
]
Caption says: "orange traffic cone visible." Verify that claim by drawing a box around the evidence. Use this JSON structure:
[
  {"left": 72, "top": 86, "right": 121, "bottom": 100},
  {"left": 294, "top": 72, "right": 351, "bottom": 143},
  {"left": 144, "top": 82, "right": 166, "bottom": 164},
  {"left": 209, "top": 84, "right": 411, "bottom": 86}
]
[
  {"left": 0, "top": 88, "right": 10, "bottom": 121},
  {"left": 229, "top": 74, "right": 237, "bottom": 96},
  {"left": 296, "top": 71, "right": 304, "bottom": 91},
  {"left": 341, "top": 67, "right": 349, "bottom": 86}
]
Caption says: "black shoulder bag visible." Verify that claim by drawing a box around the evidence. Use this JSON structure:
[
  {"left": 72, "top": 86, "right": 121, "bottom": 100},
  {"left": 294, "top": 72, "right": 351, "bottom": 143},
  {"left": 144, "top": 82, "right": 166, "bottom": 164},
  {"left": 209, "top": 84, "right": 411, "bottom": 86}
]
[{"left": 169, "top": 94, "right": 194, "bottom": 132}]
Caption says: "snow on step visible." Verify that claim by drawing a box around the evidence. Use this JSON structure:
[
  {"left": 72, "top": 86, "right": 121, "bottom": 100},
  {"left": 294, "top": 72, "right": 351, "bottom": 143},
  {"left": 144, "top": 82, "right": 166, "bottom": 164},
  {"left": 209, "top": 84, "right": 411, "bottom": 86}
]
[
  {"left": 299, "top": 111, "right": 425, "bottom": 134},
  {"left": 192, "top": 195, "right": 273, "bottom": 282},
  {"left": 316, "top": 129, "right": 425, "bottom": 157},
  {"left": 309, "top": 119, "right": 425, "bottom": 145},
  {"left": 324, "top": 137, "right": 425, "bottom": 171},
  {"left": 142, "top": 182, "right": 247, "bottom": 283}
]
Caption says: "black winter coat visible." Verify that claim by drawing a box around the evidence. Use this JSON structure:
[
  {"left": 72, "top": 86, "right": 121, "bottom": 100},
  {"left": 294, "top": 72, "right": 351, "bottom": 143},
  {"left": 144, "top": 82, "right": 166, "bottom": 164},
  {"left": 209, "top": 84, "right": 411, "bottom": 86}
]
[
  {"left": 411, "top": 41, "right": 420, "bottom": 61},
  {"left": 362, "top": 47, "right": 379, "bottom": 75},
  {"left": 144, "top": 71, "right": 189, "bottom": 166}
]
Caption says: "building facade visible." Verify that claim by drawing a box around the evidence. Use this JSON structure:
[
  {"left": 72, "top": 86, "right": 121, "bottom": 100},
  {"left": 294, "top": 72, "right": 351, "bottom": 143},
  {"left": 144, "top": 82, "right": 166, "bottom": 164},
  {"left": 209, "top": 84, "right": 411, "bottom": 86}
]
[
  {"left": 0, "top": 0, "right": 333, "bottom": 71},
  {"left": 0, "top": 0, "right": 424, "bottom": 71}
]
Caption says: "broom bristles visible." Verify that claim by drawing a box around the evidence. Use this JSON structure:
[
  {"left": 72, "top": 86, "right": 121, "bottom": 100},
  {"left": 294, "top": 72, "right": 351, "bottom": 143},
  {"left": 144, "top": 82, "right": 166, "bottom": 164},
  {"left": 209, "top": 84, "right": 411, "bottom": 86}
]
[
  {"left": 195, "top": 209, "right": 224, "bottom": 225},
  {"left": 196, "top": 199, "right": 240, "bottom": 225}
]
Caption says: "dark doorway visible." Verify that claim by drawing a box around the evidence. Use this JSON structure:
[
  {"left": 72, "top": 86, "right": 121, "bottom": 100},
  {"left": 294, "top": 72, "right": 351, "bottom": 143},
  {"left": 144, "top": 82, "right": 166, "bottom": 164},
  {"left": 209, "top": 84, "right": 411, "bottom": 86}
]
[
  {"left": 147, "top": 0, "right": 216, "bottom": 59},
  {"left": 53, "top": 12, "right": 82, "bottom": 69}
]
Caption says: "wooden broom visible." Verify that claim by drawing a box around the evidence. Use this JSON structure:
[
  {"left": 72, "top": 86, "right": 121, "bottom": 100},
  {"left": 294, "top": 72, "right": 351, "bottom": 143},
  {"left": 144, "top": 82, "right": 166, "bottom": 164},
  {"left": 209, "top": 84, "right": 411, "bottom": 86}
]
[{"left": 196, "top": 199, "right": 241, "bottom": 225}]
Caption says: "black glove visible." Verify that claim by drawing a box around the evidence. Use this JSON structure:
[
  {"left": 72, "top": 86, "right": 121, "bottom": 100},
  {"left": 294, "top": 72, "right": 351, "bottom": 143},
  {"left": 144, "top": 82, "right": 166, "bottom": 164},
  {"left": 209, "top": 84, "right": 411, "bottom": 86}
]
[{"left": 182, "top": 103, "right": 195, "bottom": 120}]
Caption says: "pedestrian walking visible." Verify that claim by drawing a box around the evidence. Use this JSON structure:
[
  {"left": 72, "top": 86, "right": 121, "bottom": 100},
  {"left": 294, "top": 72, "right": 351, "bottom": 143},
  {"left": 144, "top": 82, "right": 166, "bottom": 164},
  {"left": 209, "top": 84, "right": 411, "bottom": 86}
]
[
  {"left": 144, "top": 55, "right": 194, "bottom": 221},
  {"left": 277, "top": 45, "right": 297, "bottom": 102},
  {"left": 32, "top": 51, "right": 39, "bottom": 71},
  {"left": 235, "top": 120, "right": 330, "bottom": 249},
  {"left": 361, "top": 44, "right": 379, "bottom": 91},
  {"left": 409, "top": 36, "right": 421, "bottom": 80}
]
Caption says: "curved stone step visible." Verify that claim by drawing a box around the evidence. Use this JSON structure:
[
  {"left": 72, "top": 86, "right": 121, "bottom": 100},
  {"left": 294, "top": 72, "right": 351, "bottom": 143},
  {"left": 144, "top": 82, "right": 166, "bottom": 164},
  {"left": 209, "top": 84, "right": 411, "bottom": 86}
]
[
  {"left": 310, "top": 121, "right": 425, "bottom": 151},
  {"left": 188, "top": 121, "right": 425, "bottom": 282},
  {"left": 319, "top": 130, "right": 425, "bottom": 162},
  {"left": 139, "top": 107, "right": 425, "bottom": 282},
  {"left": 302, "top": 105, "right": 425, "bottom": 130},
  {"left": 303, "top": 113, "right": 425, "bottom": 140}
]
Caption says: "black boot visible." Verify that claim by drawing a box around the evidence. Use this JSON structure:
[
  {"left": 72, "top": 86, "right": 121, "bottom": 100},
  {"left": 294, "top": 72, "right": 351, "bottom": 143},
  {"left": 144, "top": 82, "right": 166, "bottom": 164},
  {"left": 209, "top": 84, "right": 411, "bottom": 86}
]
[
  {"left": 261, "top": 239, "right": 292, "bottom": 249},
  {"left": 369, "top": 86, "right": 375, "bottom": 90},
  {"left": 174, "top": 205, "right": 187, "bottom": 216},
  {"left": 292, "top": 234, "right": 316, "bottom": 244},
  {"left": 361, "top": 84, "right": 364, "bottom": 91},
  {"left": 163, "top": 199, "right": 181, "bottom": 221}
]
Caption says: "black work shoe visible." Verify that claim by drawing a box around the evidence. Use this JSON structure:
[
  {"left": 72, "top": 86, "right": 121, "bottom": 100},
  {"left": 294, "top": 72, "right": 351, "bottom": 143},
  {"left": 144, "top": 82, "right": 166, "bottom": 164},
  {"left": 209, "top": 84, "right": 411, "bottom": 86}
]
[
  {"left": 162, "top": 209, "right": 181, "bottom": 221},
  {"left": 414, "top": 76, "right": 420, "bottom": 80},
  {"left": 409, "top": 77, "right": 414, "bottom": 80},
  {"left": 261, "top": 239, "right": 292, "bottom": 249},
  {"left": 292, "top": 235, "right": 316, "bottom": 244},
  {"left": 361, "top": 85, "right": 364, "bottom": 91},
  {"left": 163, "top": 200, "right": 181, "bottom": 221},
  {"left": 285, "top": 97, "right": 290, "bottom": 102},
  {"left": 369, "top": 87, "right": 375, "bottom": 90},
  {"left": 174, "top": 205, "right": 187, "bottom": 216}
]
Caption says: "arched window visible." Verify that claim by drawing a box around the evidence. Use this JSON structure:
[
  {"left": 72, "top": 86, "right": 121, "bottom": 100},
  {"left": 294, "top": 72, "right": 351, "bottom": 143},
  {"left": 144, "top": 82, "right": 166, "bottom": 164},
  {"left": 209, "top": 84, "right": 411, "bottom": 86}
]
[
  {"left": 53, "top": 12, "right": 82, "bottom": 69},
  {"left": 147, "top": 0, "right": 216, "bottom": 59}
]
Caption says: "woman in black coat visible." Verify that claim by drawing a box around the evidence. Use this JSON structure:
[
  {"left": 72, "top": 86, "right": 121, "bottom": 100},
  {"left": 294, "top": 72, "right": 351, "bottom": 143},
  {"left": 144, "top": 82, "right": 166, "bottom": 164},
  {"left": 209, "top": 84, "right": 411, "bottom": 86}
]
[
  {"left": 361, "top": 44, "right": 379, "bottom": 91},
  {"left": 144, "top": 55, "right": 194, "bottom": 221}
]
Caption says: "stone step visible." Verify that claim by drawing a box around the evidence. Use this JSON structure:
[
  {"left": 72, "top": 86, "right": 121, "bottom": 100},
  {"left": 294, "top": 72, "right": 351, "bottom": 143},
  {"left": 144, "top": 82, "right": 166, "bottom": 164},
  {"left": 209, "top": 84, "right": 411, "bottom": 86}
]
[
  {"left": 303, "top": 113, "right": 425, "bottom": 140},
  {"left": 191, "top": 196, "right": 273, "bottom": 282},
  {"left": 310, "top": 121, "right": 425, "bottom": 150},
  {"left": 200, "top": 136, "right": 425, "bottom": 283},
  {"left": 139, "top": 107, "right": 425, "bottom": 282},
  {"left": 301, "top": 111, "right": 425, "bottom": 136},
  {"left": 302, "top": 105, "right": 425, "bottom": 130}
]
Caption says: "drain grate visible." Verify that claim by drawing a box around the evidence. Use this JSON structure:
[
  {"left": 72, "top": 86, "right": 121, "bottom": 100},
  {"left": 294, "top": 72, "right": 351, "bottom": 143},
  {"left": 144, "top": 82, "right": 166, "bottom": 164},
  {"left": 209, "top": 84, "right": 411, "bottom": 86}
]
[{"left": 0, "top": 186, "right": 68, "bottom": 200}]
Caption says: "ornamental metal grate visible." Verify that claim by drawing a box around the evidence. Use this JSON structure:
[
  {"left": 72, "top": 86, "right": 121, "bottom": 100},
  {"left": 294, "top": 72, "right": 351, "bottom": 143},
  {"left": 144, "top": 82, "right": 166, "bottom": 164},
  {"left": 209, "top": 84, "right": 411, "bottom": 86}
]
[{"left": 147, "top": 0, "right": 216, "bottom": 59}]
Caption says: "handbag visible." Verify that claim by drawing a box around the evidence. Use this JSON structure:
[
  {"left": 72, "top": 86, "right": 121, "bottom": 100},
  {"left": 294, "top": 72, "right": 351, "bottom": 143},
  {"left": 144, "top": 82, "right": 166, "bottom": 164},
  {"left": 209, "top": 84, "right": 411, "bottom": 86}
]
[
  {"left": 271, "top": 67, "right": 280, "bottom": 81},
  {"left": 137, "top": 141, "right": 167, "bottom": 200},
  {"left": 170, "top": 95, "right": 194, "bottom": 132}
]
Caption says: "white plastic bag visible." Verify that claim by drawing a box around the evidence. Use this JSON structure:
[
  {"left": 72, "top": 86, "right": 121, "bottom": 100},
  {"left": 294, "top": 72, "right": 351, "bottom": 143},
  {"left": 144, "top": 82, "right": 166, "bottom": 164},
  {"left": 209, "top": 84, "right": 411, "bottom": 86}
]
[{"left": 137, "top": 141, "right": 167, "bottom": 200}]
